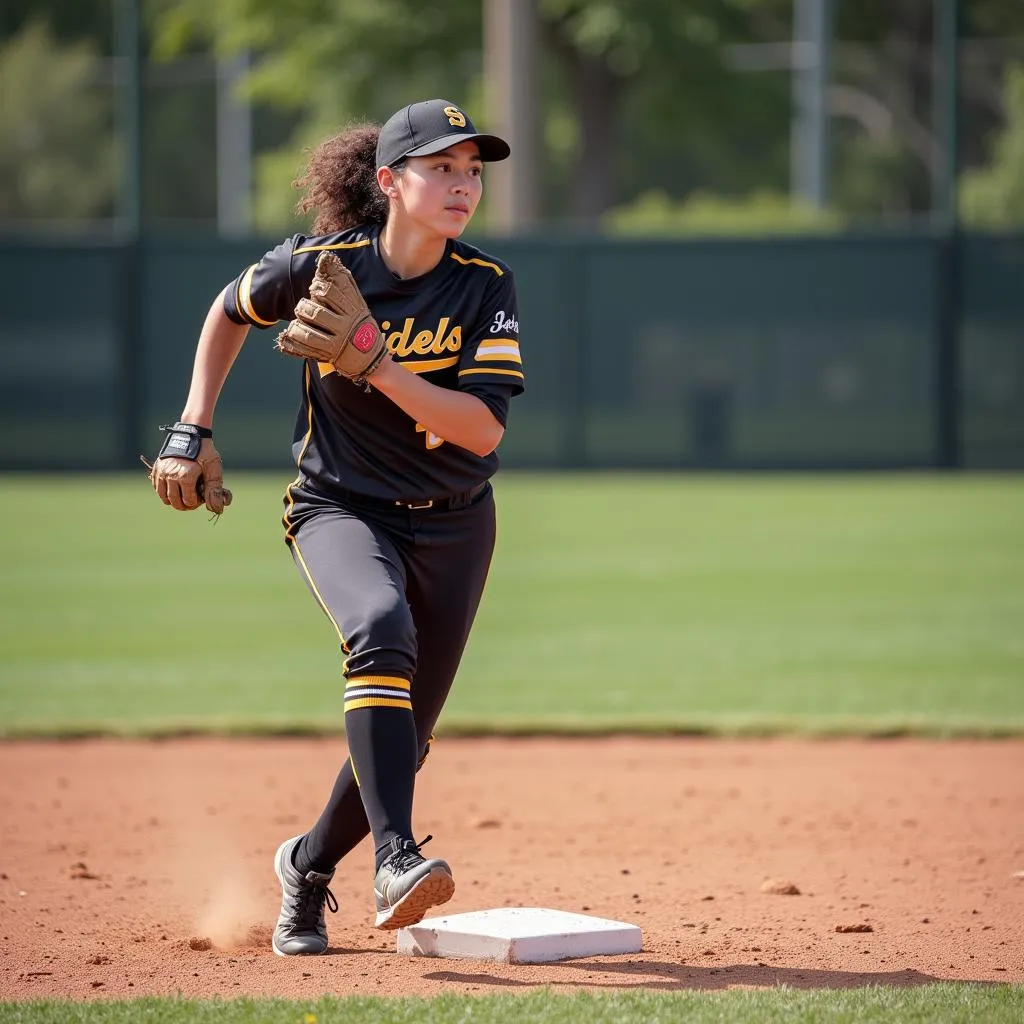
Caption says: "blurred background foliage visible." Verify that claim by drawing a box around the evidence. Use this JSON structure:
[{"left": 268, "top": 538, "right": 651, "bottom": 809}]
[
  {"left": 0, "top": 0, "right": 1022, "bottom": 234},
  {"left": 0, "top": 20, "right": 117, "bottom": 223},
  {"left": 959, "top": 60, "right": 1024, "bottom": 225}
]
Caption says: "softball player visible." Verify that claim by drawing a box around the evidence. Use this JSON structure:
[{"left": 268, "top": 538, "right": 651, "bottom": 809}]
[{"left": 149, "top": 99, "right": 524, "bottom": 954}]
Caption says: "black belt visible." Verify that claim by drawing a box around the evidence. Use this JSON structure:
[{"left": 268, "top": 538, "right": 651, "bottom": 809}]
[{"left": 336, "top": 481, "right": 488, "bottom": 512}]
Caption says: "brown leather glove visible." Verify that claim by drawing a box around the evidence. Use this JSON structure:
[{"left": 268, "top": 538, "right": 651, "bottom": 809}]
[
  {"left": 149, "top": 422, "right": 232, "bottom": 515},
  {"left": 276, "top": 251, "right": 388, "bottom": 379}
]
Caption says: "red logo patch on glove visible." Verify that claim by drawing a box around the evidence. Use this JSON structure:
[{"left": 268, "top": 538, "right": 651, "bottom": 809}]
[{"left": 353, "top": 323, "right": 378, "bottom": 353}]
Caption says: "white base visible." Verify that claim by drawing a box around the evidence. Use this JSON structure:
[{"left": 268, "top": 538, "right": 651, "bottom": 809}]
[{"left": 396, "top": 907, "right": 642, "bottom": 964}]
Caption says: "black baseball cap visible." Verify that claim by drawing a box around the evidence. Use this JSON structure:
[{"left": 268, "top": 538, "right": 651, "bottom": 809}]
[{"left": 375, "top": 99, "right": 511, "bottom": 169}]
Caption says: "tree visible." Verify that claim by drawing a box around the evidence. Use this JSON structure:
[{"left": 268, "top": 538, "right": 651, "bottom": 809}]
[
  {"left": 6, "top": 2, "right": 1024, "bottom": 231},
  {"left": 604, "top": 187, "right": 843, "bottom": 234},
  {"left": 960, "top": 62, "right": 1024, "bottom": 227},
  {"left": 0, "top": 0, "right": 113, "bottom": 52},
  {"left": 539, "top": 0, "right": 790, "bottom": 219},
  {"left": 152, "top": 0, "right": 485, "bottom": 229},
  {"left": 826, "top": 0, "right": 1024, "bottom": 218},
  {"left": 0, "top": 20, "right": 116, "bottom": 222},
  {"left": 146, "top": 0, "right": 1024, "bottom": 231},
  {"left": 152, "top": 0, "right": 789, "bottom": 228}
]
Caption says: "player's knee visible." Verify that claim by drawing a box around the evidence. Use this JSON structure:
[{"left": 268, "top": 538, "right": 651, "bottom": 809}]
[
  {"left": 364, "top": 592, "right": 413, "bottom": 644},
  {"left": 348, "top": 592, "right": 416, "bottom": 674}
]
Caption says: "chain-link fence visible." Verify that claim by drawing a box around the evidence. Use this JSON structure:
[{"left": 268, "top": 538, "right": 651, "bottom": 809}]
[{"left": 1, "top": 2, "right": 1021, "bottom": 471}]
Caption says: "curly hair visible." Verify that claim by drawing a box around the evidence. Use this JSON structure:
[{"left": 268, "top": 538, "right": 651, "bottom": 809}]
[{"left": 293, "top": 123, "right": 391, "bottom": 234}]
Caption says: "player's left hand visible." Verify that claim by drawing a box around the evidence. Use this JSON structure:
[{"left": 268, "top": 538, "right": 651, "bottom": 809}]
[
  {"left": 148, "top": 422, "right": 232, "bottom": 515},
  {"left": 276, "top": 251, "right": 388, "bottom": 380}
]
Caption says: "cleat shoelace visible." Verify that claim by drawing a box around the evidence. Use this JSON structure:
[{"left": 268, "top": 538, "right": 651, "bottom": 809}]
[
  {"left": 286, "top": 875, "right": 339, "bottom": 929},
  {"left": 385, "top": 834, "right": 434, "bottom": 876}
]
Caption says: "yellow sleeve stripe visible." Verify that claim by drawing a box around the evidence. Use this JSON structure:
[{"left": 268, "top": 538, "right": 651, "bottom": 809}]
[
  {"left": 234, "top": 271, "right": 245, "bottom": 321},
  {"left": 459, "top": 367, "right": 525, "bottom": 380},
  {"left": 450, "top": 252, "right": 504, "bottom": 276},
  {"left": 475, "top": 351, "right": 522, "bottom": 363},
  {"left": 294, "top": 239, "right": 372, "bottom": 255},
  {"left": 476, "top": 341, "right": 521, "bottom": 362},
  {"left": 240, "top": 264, "right": 276, "bottom": 326}
]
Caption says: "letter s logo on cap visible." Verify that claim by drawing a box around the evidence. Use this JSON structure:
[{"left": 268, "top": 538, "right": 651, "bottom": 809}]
[{"left": 443, "top": 106, "right": 466, "bottom": 128}]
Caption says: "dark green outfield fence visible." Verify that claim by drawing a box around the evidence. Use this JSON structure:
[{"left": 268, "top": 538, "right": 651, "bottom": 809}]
[{"left": 1, "top": 230, "right": 1021, "bottom": 471}]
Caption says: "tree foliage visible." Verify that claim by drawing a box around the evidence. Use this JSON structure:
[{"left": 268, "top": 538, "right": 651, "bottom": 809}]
[
  {"left": 154, "top": 0, "right": 483, "bottom": 117},
  {"left": 151, "top": 0, "right": 800, "bottom": 227},
  {"left": 0, "top": 20, "right": 115, "bottom": 222},
  {"left": 4, "top": 1, "right": 1024, "bottom": 232},
  {"left": 604, "top": 187, "right": 843, "bottom": 235},
  {"left": 152, "top": 0, "right": 486, "bottom": 229},
  {"left": 960, "top": 62, "right": 1024, "bottom": 227}
]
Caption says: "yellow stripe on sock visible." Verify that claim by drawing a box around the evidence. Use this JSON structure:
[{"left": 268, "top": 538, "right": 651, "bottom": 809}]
[
  {"left": 344, "top": 697, "right": 413, "bottom": 712},
  {"left": 345, "top": 675, "right": 411, "bottom": 691}
]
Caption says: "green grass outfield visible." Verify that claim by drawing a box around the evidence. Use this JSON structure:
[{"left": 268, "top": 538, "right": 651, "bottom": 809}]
[
  {"left": 0, "top": 472, "right": 1021, "bottom": 737},
  {"left": 2, "top": 476, "right": 1022, "bottom": 1017},
  {"left": 1, "top": 986, "right": 1022, "bottom": 1023}
]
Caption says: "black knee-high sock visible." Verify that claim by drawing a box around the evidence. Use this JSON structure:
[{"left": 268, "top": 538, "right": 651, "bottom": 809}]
[
  {"left": 294, "top": 757, "right": 369, "bottom": 876},
  {"left": 341, "top": 675, "right": 418, "bottom": 869},
  {"left": 295, "top": 699, "right": 441, "bottom": 877}
]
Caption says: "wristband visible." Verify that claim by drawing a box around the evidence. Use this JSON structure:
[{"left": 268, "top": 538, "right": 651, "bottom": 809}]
[{"left": 157, "top": 421, "right": 212, "bottom": 461}]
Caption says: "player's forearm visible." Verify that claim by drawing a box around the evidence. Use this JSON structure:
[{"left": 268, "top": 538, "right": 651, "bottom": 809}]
[
  {"left": 180, "top": 288, "right": 251, "bottom": 428},
  {"left": 370, "top": 357, "right": 504, "bottom": 457}
]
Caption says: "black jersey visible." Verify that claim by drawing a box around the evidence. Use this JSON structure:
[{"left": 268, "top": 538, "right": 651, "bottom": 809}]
[{"left": 224, "top": 225, "right": 524, "bottom": 501}]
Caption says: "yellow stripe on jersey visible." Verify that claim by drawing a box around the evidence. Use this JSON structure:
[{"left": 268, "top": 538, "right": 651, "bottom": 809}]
[
  {"left": 290, "top": 536, "right": 346, "bottom": 644},
  {"left": 282, "top": 362, "right": 316, "bottom": 544},
  {"left": 450, "top": 252, "right": 504, "bottom": 276},
  {"left": 293, "top": 239, "right": 372, "bottom": 255},
  {"left": 281, "top": 362, "right": 354, "bottom": 670},
  {"left": 318, "top": 356, "right": 459, "bottom": 377},
  {"left": 459, "top": 367, "right": 525, "bottom": 380},
  {"left": 233, "top": 273, "right": 245, "bottom": 323},
  {"left": 403, "top": 356, "right": 459, "bottom": 374},
  {"left": 475, "top": 338, "right": 521, "bottom": 363},
  {"left": 240, "top": 264, "right": 276, "bottom": 326}
]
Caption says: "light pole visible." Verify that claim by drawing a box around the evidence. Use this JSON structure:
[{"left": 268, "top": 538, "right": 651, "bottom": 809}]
[
  {"left": 484, "top": 0, "right": 540, "bottom": 233},
  {"left": 790, "top": 0, "right": 832, "bottom": 209}
]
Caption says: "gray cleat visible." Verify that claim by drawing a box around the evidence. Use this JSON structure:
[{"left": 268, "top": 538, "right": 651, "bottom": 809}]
[
  {"left": 272, "top": 835, "right": 338, "bottom": 956},
  {"left": 373, "top": 835, "right": 454, "bottom": 931}
]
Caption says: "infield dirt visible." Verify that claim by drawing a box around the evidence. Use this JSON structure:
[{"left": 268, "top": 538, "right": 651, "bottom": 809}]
[{"left": 1, "top": 737, "right": 1021, "bottom": 999}]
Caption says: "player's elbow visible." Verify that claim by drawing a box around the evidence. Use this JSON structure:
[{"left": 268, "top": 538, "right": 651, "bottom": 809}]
[{"left": 468, "top": 418, "right": 505, "bottom": 457}]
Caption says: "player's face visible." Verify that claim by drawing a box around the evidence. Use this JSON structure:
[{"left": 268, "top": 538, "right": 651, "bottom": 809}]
[{"left": 398, "top": 142, "right": 483, "bottom": 238}]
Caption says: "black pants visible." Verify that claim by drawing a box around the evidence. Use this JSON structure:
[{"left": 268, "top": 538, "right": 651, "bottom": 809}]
[{"left": 283, "top": 480, "right": 496, "bottom": 872}]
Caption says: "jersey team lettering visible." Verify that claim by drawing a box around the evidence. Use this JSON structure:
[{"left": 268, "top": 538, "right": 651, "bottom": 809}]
[
  {"left": 223, "top": 220, "right": 525, "bottom": 502},
  {"left": 490, "top": 310, "right": 519, "bottom": 334},
  {"left": 378, "top": 316, "right": 463, "bottom": 356}
]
